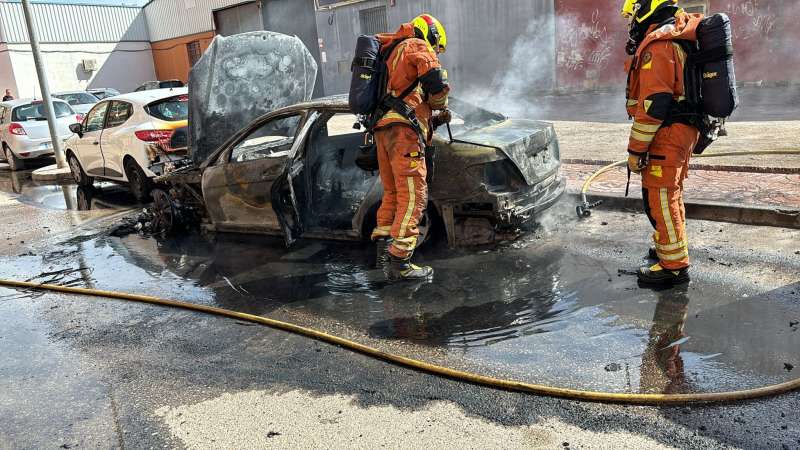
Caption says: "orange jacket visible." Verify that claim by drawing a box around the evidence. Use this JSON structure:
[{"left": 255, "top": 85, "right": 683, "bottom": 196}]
[
  {"left": 625, "top": 12, "right": 703, "bottom": 155},
  {"left": 375, "top": 23, "right": 450, "bottom": 138}
]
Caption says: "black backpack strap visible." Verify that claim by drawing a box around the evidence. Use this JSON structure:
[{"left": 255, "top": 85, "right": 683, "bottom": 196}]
[
  {"left": 365, "top": 38, "right": 425, "bottom": 136},
  {"left": 687, "top": 44, "right": 734, "bottom": 64}
]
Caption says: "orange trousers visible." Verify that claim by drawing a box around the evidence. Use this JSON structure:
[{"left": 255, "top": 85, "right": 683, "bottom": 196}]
[
  {"left": 641, "top": 123, "right": 699, "bottom": 270},
  {"left": 371, "top": 124, "right": 428, "bottom": 259}
]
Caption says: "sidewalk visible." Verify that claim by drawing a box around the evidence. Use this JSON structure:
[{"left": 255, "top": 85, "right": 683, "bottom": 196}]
[
  {"left": 554, "top": 121, "right": 800, "bottom": 173},
  {"left": 564, "top": 164, "right": 800, "bottom": 211}
]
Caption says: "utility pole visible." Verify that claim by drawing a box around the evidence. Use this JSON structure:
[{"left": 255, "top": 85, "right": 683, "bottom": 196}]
[{"left": 20, "top": 0, "right": 66, "bottom": 168}]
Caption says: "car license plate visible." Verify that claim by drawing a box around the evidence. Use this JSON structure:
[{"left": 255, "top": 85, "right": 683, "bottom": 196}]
[{"left": 39, "top": 142, "right": 52, "bottom": 149}]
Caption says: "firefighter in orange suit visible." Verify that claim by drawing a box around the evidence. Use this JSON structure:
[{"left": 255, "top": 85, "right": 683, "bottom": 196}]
[
  {"left": 622, "top": 0, "right": 703, "bottom": 285},
  {"left": 371, "top": 14, "right": 451, "bottom": 281}
]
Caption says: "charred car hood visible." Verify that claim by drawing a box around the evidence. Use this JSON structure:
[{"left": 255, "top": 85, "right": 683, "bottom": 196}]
[
  {"left": 455, "top": 119, "right": 560, "bottom": 185},
  {"left": 189, "top": 31, "right": 317, "bottom": 164}
]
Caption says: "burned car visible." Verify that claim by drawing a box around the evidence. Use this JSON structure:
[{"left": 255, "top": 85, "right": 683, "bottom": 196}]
[
  {"left": 151, "top": 31, "right": 564, "bottom": 246},
  {"left": 154, "top": 96, "right": 564, "bottom": 246}
]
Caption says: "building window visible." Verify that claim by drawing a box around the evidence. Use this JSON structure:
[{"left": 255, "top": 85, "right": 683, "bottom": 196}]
[
  {"left": 187, "top": 41, "right": 202, "bottom": 67},
  {"left": 681, "top": 1, "right": 707, "bottom": 14},
  {"left": 359, "top": 6, "right": 387, "bottom": 35}
]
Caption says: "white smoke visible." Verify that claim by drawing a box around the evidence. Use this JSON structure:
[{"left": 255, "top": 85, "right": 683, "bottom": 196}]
[{"left": 462, "top": 15, "right": 557, "bottom": 118}]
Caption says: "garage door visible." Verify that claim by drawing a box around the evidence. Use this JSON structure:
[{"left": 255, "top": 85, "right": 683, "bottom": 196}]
[{"left": 214, "top": 1, "right": 263, "bottom": 37}]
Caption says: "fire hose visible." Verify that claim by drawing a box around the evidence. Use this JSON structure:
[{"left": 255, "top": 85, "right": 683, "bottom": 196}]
[
  {"left": 2, "top": 278, "right": 800, "bottom": 405},
  {"left": 577, "top": 149, "right": 800, "bottom": 218}
]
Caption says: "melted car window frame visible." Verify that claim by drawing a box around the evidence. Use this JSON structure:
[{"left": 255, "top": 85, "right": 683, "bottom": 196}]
[{"left": 227, "top": 113, "right": 303, "bottom": 164}]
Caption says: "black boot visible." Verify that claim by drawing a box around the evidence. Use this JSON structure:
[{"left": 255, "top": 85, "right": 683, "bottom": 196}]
[
  {"left": 638, "top": 263, "right": 689, "bottom": 285},
  {"left": 386, "top": 254, "right": 433, "bottom": 281},
  {"left": 375, "top": 238, "right": 391, "bottom": 270}
]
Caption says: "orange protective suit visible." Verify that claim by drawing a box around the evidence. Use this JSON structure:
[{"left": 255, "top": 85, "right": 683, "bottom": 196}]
[
  {"left": 371, "top": 23, "right": 450, "bottom": 259},
  {"left": 626, "top": 12, "right": 702, "bottom": 270}
]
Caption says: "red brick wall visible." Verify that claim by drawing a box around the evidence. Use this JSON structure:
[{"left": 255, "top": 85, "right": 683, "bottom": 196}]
[{"left": 554, "top": 0, "right": 800, "bottom": 90}]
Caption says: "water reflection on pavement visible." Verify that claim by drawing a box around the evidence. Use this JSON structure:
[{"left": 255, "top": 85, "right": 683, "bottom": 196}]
[
  {"left": 0, "top": 169, "right": 140, "bottom": 211},
  {"left": 3, "top": 225, "right": 798, "bottom": 396}
]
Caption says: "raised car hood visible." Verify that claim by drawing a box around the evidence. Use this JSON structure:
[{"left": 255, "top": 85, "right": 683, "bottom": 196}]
[
  {"left": 455, "top": 119, "right": 560, "bottom": 185},
  {"left": 189, "top": 31, "right": 317, "bottom": 164}
]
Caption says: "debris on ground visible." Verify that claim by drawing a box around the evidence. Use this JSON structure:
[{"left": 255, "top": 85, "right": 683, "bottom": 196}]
[
  {"left": 109, "top": 209, "right": 158, "bottom": 237},
  {"left": 784, "top": 363, "right": 794, "bottom": 372},
  {"left": 604, "top": 363, "right": 622, "bottom": 372},
  {"left": 708, "top": 257, "right": 733, "bottom": 267}
]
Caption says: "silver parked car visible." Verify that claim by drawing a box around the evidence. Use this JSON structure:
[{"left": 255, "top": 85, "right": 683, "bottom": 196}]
[
  {"left": 53, "top": 91, "right": 99, "bottom": 115},
  {"left": 0, "top": 98, "right": 80, "bottom": 170}
]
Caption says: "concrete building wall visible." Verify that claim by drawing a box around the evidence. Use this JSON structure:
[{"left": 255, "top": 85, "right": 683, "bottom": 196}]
[
  {"left": 262, "top": 0, "right": 324, "bottom": 97},
  {"left": 0, "top": 44, "right": 19, "bottom": 98},
  {"left": 314, "top": 0, "right": 556, "bottom": 98},
  {"left": 554, "top": 0, "right": 800, "bottom": 90},
  {"left": 5, "top": 42, "right": 156, "bottom": 95},
  {"left": 151, "top": 31, "right": 215, "bottom": 83},
  {"left": 143, "top": 0, "right": 251, "bottom": 42}
]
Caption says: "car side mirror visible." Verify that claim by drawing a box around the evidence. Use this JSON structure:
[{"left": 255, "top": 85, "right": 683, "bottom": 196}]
[{"left": 69, "top": 122, "right": 83, "bottom": 136}]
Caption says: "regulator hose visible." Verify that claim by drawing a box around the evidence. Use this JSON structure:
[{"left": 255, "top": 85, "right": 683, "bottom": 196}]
[
  {"left": 2, "top": 278, "right": 799, "bottom": 405},
  {"left": 577, "top": 149, "right": 800, "bottom": 218}
]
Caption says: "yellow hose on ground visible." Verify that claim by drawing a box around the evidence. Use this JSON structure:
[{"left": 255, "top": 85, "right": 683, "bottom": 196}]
[{"left": 2, "top": 278, "right": 799, "bottom": 405}]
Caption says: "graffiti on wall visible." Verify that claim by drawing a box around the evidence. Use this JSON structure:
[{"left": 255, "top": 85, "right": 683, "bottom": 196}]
[
  {"left": 554, "top": 0, "right": 629, "bottom": 89},
  {"left": 726, "top": 1, "right": 777, "bottom": 40}
]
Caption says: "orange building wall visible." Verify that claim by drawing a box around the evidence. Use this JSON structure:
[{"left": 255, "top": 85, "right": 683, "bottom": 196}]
[{"left": 151, "top": 31, "right": 215, "bottom": 83}]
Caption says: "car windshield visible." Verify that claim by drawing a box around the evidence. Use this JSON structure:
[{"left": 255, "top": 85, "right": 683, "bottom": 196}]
[
  {"left": 145, "top": 95, "right": 188, "bottom": 122},
  {"left": 54, "top": 92, "right": 98, "bottom": 105},
  {"left": 90, "top": 91, "right": 111, "bottom": 100},
  {"left": 159, "top": 80, "right": 184, "bottom": 88},
  {"left": 11, "top": 102, "right": 73, "bottom": 121}
]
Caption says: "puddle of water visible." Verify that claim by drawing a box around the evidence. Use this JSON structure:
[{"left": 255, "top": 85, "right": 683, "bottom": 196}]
[
  {"left": 1, "top": 229, "right": 798, "bottom": 395},
  {"left": 0, "top": 170, "right": 140, "bottom": 211}
]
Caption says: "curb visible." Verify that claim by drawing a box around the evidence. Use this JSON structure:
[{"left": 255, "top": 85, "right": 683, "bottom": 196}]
[
  {"left": 562, "top": 159, "right": 800, "bottom": 175},
  {"left": 570, "top": 193, "right": 800, "bottom": 229},
  {"left": 31, "top": 164, "right": 73, "bottom": 183}
]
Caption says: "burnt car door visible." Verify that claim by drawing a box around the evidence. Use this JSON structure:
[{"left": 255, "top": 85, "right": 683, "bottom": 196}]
[
  {"left": 201, "top": 112, "right": 310, "bottom": 234},
  {"left": 279, "top": 111, "right": 380, "bottom": 241},
  {"left": 269, "top": 111, "right": 324, "bottom": 246}
]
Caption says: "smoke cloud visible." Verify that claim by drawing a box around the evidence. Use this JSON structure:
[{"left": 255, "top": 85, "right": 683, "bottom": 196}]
[{"left": 462, "top": 15, "right": 557, "bottom": 118}]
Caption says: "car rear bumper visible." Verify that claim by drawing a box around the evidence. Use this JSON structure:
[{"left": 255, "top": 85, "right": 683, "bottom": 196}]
[
  {"left": 495, "top": 172, "right": 566, "bottom": 226},
  {"left": 7, "top": 135, "right": 68, "bottom": 159},
  {"left": 440, "top": 170, "right": 567, "bottom": 246}
]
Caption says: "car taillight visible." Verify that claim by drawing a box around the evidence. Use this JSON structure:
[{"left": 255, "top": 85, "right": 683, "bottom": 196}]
[
  {"left": 135, "top": 129, "right": 174, "bottom": 150},
  {"left": 76, "top": 114, "right": 84, "bottom": 122},
  {"left": 8, "top": 123, "right": 26, "bottom": 135}
]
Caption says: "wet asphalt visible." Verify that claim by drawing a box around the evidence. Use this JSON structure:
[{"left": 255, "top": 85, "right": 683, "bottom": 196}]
[{"left": 1, "top": 167, "right": 799, "bottom": 448}]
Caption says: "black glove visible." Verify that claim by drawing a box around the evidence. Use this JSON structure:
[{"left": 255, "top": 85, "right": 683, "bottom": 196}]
[{"left": 431, "top": 109, "right": 452, "bottom": 130}]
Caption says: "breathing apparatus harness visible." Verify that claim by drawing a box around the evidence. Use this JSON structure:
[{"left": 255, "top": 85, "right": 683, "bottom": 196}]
[{"left": 351, "top": 37, "right": 427, "bottom": 172}]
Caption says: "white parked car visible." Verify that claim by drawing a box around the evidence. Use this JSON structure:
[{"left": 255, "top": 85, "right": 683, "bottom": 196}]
[
  {"left": 65, "top": 87, "right": 188, "bottom": 201},
  {"left": 0, "top": 98, "right": 81, "bottom": 171},
  {"left": 87, "top": 88, "right": 121, "bottom": 100},
  {"left": 53, "top": 91, "right": 99, "bottom": 115}
]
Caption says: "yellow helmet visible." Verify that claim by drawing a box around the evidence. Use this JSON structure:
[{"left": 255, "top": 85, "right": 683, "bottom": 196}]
[
  {"left": 412, "top": 14, "right": 447, "bottom": 53},
  {"left": 621, "top": 0, "right": 679, "bottom": 23}
]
